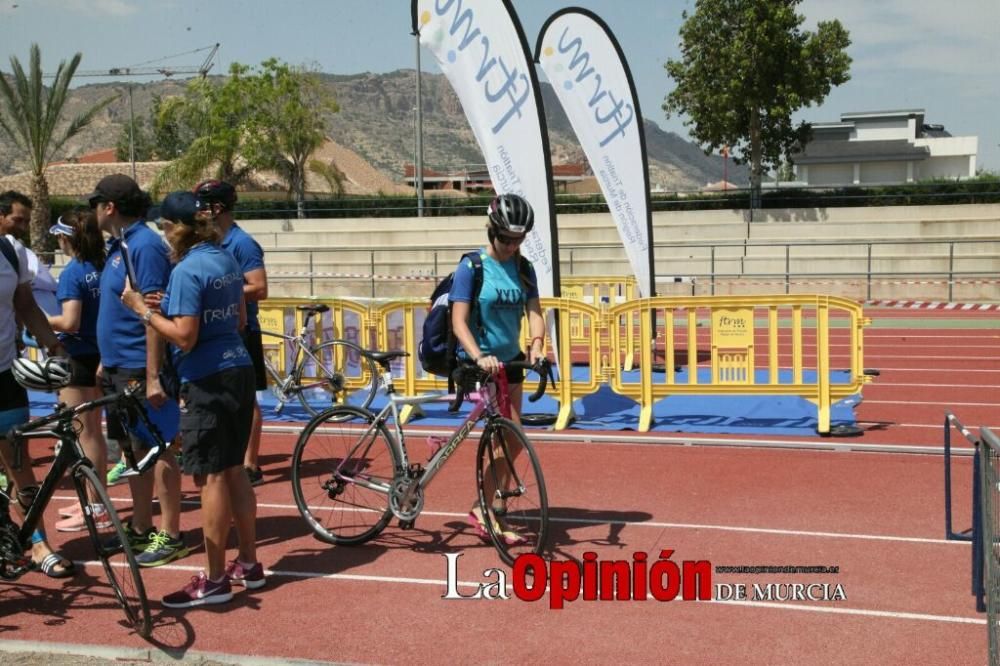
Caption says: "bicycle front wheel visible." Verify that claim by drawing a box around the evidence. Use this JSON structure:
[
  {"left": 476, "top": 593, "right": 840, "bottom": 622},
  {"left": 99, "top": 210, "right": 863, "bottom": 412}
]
[
  {"left": 294, "top": 340, "right": 378, "bottom": 417},
  {"left": 292, "top": 406, "right": 399, "bottom": 545},
  {"left": 476, "top": 418, "right": 549, "bottom": 566},
  {"left": 74, "top": 464, "right": 151, "bottom": 638}
]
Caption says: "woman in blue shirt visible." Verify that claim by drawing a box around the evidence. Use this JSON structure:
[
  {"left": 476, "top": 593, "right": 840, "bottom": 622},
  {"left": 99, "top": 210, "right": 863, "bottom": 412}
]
[
  {"left": 121, "top": 191, "right": 261, "bottom": 609},
  {"left": 46, "top": 209, "right": 108, "bottom": 532},
  {"left": 450, "top": 194, "right": 546, "bottom": 544}
]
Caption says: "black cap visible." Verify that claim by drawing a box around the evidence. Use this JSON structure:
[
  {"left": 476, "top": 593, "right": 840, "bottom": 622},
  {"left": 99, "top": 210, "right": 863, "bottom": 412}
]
[
  {"left": 84, "top": 173, "right": 143, "bottom": 207},
  {"left": 160, "top": 191, "right": 199, "bottom": 225}
]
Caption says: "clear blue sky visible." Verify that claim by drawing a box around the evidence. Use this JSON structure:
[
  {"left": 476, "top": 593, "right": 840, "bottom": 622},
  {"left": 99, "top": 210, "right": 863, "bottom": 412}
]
[{"left": 2, "top": 0, "right": 997, "bottom": 172}]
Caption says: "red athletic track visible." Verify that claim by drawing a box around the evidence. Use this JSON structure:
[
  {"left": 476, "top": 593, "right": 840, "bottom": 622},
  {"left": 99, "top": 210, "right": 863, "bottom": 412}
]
[{"left": 0, "top": 307, "right": 995, "bottom": 664}]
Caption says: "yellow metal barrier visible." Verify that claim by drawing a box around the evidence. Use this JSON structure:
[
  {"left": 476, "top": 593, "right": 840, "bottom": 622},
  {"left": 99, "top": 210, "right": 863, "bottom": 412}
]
[
  {"left": 534, "top": 298, "right": 604, "bottom": 429},
  {"left": 253, "top": 291, "right": 870, "bottom": 435},
  {"left": 607, "top": 295, "right": 871, "bottom": 434},
  {"left": 562, "top": 276, "right": 637, "bottom": 371}
]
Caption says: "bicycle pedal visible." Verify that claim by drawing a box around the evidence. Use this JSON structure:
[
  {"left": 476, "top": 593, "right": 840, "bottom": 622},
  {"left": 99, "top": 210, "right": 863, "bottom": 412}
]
[{"left": 398, "top": 518, "right": 414, "bottom": 530}]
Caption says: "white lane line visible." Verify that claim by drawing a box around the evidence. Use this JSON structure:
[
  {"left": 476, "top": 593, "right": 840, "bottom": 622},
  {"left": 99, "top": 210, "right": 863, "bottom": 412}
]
[{"left": 712, "top": 600, "right": 984, "bottom": 625}]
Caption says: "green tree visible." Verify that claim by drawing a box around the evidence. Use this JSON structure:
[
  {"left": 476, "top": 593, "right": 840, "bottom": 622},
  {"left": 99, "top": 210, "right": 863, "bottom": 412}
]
[
  {"left": 152, "top": 59, "right": 338, "bottom": 212},
  {"left": 663, "top": 0, "right": 851, "bottom": 208},
  {"left": 0, "top": 44, "right": 112, "bottom": 256},
  {"left": 151, "top": 62, "right": 261, "bottom": 195},
  {"left": 250, "top": 60, "right": 339, "bottom": 218},
  {"left": 115, "top": 113, "right": 156, "bottom": 162}
]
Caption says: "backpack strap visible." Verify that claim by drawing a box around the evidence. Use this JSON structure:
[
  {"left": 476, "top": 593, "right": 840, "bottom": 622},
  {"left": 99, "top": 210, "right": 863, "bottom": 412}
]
[
  {"left": 446, "top": 251, "right": 486, "bottom": 392},
  {"left": 0, "top": 236, "right": 20, "bottom": 276}
]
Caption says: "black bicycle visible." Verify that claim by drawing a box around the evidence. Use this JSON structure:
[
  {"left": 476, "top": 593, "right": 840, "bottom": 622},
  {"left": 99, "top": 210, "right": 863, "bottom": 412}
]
[{"left": 0, "top": 385, "right": 164, "bottom": 638}]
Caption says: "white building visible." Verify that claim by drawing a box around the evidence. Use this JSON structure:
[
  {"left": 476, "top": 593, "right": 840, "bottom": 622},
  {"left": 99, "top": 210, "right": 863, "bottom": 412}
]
[{"left": 792, "top": 110, "right": 977, "bottom": 186}]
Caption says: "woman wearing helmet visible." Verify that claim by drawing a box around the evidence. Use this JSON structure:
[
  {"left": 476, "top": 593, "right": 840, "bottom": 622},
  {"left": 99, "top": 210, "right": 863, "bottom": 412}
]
[
  {"left": 449, "top": 193, "right": 546, "bottom": 543},
  {"left": 45, "top": 209, "right": 109, "bottom": 531},
  {"left": 0, "top": 190, "right": 75, "bottom": 578}
]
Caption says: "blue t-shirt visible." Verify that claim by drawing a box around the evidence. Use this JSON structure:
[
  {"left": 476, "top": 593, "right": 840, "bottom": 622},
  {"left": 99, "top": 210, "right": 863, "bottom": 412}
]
[
  {"left": 55, "top": 258, "right": 100, "bottom": 357},
  {"left": 161, "top": 243, "right": 250, "bottom": 382},
  {"left": 448, "top": 250, "right": 538, "bottom": 362},
  {"left": 220, "top": 223, "right": 265, "bottom": 332},
  {"left": 97, "top": 221, "right": 171, "bottom": 369}
]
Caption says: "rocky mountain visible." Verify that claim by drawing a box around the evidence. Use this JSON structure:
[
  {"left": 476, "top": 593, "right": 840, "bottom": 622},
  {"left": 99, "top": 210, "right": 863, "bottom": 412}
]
[{"left": 0, "top": 69, "right": 746, "bottom": 191}]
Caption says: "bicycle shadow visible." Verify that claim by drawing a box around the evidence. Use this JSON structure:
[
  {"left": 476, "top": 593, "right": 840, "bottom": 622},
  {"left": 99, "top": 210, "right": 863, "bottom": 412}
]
[
  {"left": 544, "top": 507, "right": 655, "bottom": 562},
  {"left": 0, "top": 566, "right": 157, "bottom": 639}
]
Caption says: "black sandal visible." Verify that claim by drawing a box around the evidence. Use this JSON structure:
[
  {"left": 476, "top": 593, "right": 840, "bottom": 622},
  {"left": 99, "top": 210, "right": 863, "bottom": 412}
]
[{"left": 32, "top": 552, "right": 75, "bottom": 579}]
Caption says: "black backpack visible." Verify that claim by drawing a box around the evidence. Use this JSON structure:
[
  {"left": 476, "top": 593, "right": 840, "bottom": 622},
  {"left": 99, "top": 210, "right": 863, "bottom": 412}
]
[{"left": 418, "top": 251, "right": 484, "bottom": 377}]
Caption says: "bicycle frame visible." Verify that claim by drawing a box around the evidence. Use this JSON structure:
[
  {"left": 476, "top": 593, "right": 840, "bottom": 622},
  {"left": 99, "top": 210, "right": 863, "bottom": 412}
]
[
  {"left": 337, "top": 368, "right": 498, "bottom": 500},
  {"left": 9, "top": 427, "right": 90, "bottom": 556},
  {"left": 262, "top": 317, "right": 359, "bottom": 394}
]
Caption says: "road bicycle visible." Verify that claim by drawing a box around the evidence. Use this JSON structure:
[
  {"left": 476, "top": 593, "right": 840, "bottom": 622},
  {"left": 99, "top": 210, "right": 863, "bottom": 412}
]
[
  {"left": 0, "top": 385, "right": 164, "bottom": 637},
  {"left": 261, "top": 303, "right": 377, "bottom": 416},
  {"left": 291, "top": 351, "right": 554, "bottom": 566}
]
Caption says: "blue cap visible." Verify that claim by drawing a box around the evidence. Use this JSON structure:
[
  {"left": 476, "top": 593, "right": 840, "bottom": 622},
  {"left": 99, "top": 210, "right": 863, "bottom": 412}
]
[{"left": 160, "top": 191, "right": 199, "bottom": 225}]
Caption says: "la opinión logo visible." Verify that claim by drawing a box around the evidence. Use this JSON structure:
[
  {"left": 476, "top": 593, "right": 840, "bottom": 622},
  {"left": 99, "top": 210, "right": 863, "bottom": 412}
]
[{"left": 442, "top": 550, "right": 712, "bottom": 608}]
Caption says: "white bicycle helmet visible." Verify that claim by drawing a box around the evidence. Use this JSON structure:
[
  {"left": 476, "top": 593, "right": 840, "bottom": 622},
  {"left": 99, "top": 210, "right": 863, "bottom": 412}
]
[{"left": 12, "top": 356, "right": 71, "bottom": 392}]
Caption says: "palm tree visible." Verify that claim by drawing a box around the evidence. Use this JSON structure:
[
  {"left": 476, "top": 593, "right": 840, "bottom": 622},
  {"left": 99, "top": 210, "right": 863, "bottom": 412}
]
[{"left": 0, "top": 44, "right": 112, "bottom": 259}]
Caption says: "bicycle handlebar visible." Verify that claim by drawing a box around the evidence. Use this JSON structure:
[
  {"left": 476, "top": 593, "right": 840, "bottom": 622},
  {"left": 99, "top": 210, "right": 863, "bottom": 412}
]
[
  {"left": 5, "top": 384, "right": 164, "bottom": 475},
  {"left": 448, "top": 358, "right": 554, "bottom": 412}
]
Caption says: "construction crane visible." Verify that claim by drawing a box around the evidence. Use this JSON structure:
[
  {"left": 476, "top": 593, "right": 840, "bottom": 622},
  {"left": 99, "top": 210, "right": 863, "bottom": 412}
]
[{"left": 46, "top": 44, "right": 220, "bottom": 178}]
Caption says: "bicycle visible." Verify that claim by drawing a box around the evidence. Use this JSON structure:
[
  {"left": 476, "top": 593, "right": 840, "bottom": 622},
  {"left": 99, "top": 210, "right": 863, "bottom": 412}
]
[
  {"left": 0, "top": 384, "right": 164, "bottom": 638},
  {"left": 260, "top": 303, "right": 378, "bottom": 416},
  {"left": 291, "top": 351, "right": 554, "bottom": 566}
]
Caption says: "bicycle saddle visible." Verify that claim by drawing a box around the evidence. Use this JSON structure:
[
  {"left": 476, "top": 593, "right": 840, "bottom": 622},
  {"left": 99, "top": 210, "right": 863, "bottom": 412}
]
[
  {"left": 296, "top": 304, "right": 330, "bottom": 314},
  {"left": 362, "top": 350, "right": 409, "bottom": 365}
]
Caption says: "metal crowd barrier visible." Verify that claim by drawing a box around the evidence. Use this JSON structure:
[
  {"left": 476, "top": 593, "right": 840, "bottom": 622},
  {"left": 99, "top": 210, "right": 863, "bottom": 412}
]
[{"left": 252, "top": 290, "right": 870, "bottom": 436}]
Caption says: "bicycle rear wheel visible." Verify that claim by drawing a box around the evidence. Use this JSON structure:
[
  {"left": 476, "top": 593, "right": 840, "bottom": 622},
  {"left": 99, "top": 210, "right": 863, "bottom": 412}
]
[
  {"left": 74, "top": 464, "right": 151, "bottom": 638},
  {"left": 294, "top": 340, "right": 379, "bottom": 417},
  {"left": 292, "top": 406, "right": 399, "bottom": 545},
  {"left": 476, "top": 417, "right": 549, "bottom": 566}
]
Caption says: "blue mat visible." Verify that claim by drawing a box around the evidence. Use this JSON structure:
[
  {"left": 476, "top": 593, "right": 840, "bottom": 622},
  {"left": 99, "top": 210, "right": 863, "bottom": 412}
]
[{"left": 28, "top": 365, "right": 859, "bottom": 438}]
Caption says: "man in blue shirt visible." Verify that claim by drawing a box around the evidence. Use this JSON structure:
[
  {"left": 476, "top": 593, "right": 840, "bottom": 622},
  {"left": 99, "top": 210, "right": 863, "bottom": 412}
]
[
  {"left": 90, "top": 174, "right": 187, "bottom": 567},
  {"left": 195, "top": 180, "right": 269, "bottom": 487}
]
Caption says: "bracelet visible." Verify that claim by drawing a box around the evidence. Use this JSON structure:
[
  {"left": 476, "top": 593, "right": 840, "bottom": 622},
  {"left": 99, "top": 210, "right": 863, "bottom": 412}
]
[{"left": 530, "top": 336, "right": 544, "bottom": 347}]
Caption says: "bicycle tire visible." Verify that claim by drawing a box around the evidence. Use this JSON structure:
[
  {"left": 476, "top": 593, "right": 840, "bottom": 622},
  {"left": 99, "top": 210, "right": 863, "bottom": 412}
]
[
  {"left": 476, "top": 417, "right": 549, "bottom": 567},
  {"left": 291, "top": 405, "right": 399, "bottom": 545},
  {"left": 293, "top": 340, "right": 378, "bottom": 417},
  {"left": 74, "top": 464, "right": 151, "bottom": 638}
]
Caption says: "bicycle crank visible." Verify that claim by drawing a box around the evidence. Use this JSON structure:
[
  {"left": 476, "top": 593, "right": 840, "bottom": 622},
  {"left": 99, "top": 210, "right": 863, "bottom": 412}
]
[{"left": 389, "top": 478, "right": 424, "bottom": 522}]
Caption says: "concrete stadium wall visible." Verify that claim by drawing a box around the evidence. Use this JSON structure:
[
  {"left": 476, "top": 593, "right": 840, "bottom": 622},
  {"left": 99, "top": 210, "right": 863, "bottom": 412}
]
[{"left": 238, "top": 203, "right": 1000, "bottom": 302}]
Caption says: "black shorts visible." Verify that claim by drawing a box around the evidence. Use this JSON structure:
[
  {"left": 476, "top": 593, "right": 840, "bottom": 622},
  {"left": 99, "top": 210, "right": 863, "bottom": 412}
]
[
  {"left": 102, "top": 366, "right": 143, "bottom": 443},
  {"left": 241, "top": 329, "right": 267, "bottom": 391},
  {"left": 503, "top": 351, "right": 527, "bottom": 385},
  {"left": 178, "top": 366, "right": 255, "bottom": 476},
  {"left": 0, "top": 369, "right": 29, "bottom": 436},
  {"left": 68, "top": 354, "right": 100, "bottom": 388}
]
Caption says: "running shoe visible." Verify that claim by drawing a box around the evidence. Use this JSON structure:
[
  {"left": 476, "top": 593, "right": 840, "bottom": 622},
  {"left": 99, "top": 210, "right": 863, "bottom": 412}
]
[
  {"left": 106, "top": 459, "right": 129, "bottom": 485},
  {"left": 225, "top": 559, "right": 266, "bottom": 589},
  {"left": 56, "top": 504, "right": 111, "bottom": 531},
  {"left": 162, "top": 572, "right": 233, "bottom": 608},
  {"left": 105, "top": 521, "right": 156, "bottom": 553},
  {"left": 245, "top": 466, "right": 264, "bottom": 487},
  {"left": 136, "top": 530, "right": 190, "bottom": 567}
]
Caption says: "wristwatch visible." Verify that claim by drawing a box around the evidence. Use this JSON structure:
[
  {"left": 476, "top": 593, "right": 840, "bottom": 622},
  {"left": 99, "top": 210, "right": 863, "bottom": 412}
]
[{"left": 141, "top": 309, "right": 155, "bottom": 325}]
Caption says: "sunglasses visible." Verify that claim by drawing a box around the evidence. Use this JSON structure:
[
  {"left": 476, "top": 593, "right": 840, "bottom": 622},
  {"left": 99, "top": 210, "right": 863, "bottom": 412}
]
[{"left": 497, "top": 234, "right": 525, "bottom": 246}]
